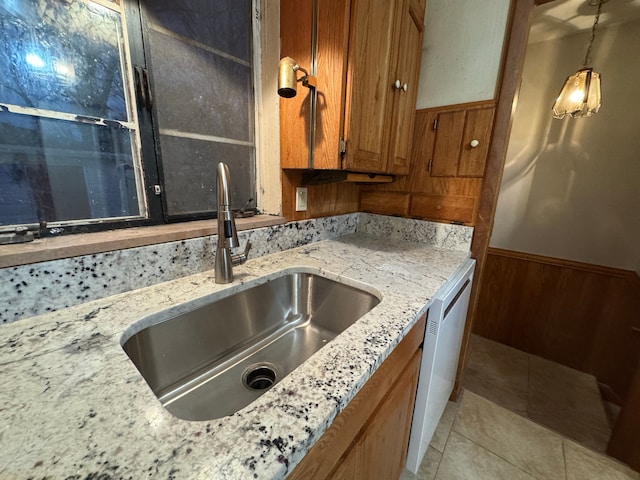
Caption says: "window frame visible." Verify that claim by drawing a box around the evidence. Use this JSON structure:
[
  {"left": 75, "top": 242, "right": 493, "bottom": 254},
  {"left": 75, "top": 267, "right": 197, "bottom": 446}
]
[{"left": 0, "top": 0, "right": 265, "bottom": 238}]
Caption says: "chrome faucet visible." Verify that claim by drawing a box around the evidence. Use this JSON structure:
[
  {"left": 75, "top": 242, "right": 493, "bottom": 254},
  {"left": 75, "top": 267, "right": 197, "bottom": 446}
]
[{"left": 215, "top": 162, "right": 251, "bottom": 284}]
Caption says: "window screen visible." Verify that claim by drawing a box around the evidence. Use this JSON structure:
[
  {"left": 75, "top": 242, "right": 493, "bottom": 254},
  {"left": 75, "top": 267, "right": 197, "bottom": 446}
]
[{"left": 142, "top": 0, "right": 256, "bottom": 218}]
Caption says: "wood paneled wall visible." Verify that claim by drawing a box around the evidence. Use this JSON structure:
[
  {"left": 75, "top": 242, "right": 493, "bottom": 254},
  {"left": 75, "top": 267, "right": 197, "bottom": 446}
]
[
  {"left": 359, "top": 101, "right": 493, "bottom": 226},
  {"left": 281, "top": 169, "right": 360, "bottom": 221},
  {"left": 474, "top": 247, "right": 640, "bottom": 402}
]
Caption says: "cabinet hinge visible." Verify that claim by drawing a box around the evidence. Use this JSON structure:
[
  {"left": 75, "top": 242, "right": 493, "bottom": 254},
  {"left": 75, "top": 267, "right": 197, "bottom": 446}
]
[
  {"left": 432, "top": 117, "right": 438, "bottom": 131},
  {"left": 428, "top": 158, "right": 432, "bottom": 173},
  {"left": 153, "top": 184, "right": 162, "bottom": 196},
  {"left": 339, "top": 138, "right": 347, "bottom": 155}
]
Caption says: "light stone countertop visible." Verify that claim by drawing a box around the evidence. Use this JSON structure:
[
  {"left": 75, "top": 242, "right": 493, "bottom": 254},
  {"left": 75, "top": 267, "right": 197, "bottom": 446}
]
[{"left": 0, "top": 233, "right": 470, "bottom": 479}]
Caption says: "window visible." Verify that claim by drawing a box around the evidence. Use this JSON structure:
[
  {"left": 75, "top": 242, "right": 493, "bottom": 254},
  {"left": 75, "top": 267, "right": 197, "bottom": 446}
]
[
  {"left": 0, "top": 0, "right": 256, "bottom": 236},
  {"left": 139, "top": 0, "right": 256, "bottom": 220}
]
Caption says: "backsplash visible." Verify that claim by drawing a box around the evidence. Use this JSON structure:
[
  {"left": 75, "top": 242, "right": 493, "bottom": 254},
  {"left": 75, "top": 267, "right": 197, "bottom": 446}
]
[
  {"left": 0, "top": 214, "right": 472, "bottom": 324},
  {"left": 358, "top": 213, "right": 473, "bottom": 250}
]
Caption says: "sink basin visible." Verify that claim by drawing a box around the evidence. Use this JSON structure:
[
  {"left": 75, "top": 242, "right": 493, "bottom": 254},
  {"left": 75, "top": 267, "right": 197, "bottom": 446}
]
[{"left": 122, "top": 270, "right": 380, "bottom": 421}]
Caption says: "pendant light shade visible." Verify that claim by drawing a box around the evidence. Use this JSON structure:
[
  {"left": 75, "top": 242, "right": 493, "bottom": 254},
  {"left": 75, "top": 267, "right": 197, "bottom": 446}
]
[
  {"left": 552, "top": 0, "right": 605, "bottom": 119},
  {"left": 552, "top": 67, "right": 602, "bottom": 119}
]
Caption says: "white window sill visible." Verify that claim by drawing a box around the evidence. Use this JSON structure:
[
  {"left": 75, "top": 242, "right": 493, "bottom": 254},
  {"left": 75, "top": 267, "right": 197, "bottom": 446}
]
[{"left": 0, "top": 215, "right": 286, "bottom": 269}]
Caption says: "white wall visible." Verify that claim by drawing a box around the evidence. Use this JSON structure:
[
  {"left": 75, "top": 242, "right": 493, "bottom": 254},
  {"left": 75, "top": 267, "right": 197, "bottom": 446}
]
[
  {"left": 491, "top": 19, "right": 640, "bottom": 273},
  {"left": 415, "top": 0, "right": 511, "bottom": 109}
]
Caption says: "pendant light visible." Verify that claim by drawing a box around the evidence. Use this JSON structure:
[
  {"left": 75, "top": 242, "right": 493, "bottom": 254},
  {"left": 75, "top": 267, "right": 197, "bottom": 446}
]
[{"left": 552, "top": 0, "right": 604, "bottom": 119}]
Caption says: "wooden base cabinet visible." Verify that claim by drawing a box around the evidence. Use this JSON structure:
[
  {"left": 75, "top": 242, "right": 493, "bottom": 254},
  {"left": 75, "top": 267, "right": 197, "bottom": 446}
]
[
  {"left": 331, "top": 353, "right": 421, "bottom": 479},
  {"left": 288, "top": 316, "right": 425, "bottom": 480}
]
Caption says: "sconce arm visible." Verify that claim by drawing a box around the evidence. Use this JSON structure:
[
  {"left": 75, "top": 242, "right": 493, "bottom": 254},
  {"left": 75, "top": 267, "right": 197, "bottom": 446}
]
[{"left": 293, "top": 65, "right": 317, "bottom": 89}]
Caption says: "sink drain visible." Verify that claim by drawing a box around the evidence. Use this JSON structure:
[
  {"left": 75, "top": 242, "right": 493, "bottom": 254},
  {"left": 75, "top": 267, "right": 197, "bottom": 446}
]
[{"left": 242, "top": 363, "right": 278, "bottom": 391}]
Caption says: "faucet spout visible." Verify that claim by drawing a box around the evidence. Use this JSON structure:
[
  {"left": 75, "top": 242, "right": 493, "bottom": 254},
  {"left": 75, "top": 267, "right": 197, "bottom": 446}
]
[{"left": 215, "top": 162, "right": 251, "bottom": 284}]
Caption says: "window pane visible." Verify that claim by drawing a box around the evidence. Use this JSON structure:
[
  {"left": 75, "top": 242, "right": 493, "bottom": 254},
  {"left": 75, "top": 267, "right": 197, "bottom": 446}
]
[
  {"left": 149, "top": 29, "right": 253, "bottom": 140},
  {"left": 142, "top": 0, "right": 252, "bottom": 62},
  {"left": 0, "top": 111, "right": 141, "bottom": 226},
  {"left": 0, "top": 0, "right": 148, "bottom": 230},
  {"left": 0, "top": 0, "right": 128, "bottom": 121},
  {"left": 142, "top": 0, "right": 256, "bottom": 219},
  {"left": 159, "top": 135, "right": 255, "bottom": 217}
]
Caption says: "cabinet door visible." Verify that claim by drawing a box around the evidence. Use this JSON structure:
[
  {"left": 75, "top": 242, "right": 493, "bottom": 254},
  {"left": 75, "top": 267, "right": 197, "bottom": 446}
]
[
  {"left": 343, "top": 0, "right": 398, "bottom": 173},
  {"left": 429, "top": 104, "right": 495, "bottom": 178},
  {"left": 328, "top": 351, "right": 421, "bottom": 480},
  {"left": 387, "top": 0, "right": 425, "bottom": 175},
  {"left": 457, "top": 106, "right": 495, "bottom": 177},
  {"left": 431, "top": 110, "right": 466, "bottom": 177},
  {"left": 329, "top": 441, "right": 362, "bottom": 480},
  {"left": 358, "top": 350, "right": 421, "bottom": 479}
]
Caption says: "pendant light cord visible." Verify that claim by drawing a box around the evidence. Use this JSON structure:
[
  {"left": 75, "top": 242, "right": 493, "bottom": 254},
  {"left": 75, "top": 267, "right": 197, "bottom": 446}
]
[{"left": 583, "top": 0, "right": 603, "bottom": 66}]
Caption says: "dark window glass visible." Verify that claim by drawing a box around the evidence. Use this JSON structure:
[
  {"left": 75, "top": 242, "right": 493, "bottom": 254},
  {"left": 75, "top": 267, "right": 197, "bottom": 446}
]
[
  {"left": 0, "top": 1, "right": 128, "bottom": 121},
  {"left": 0, "top": 111, "right": 141, "bottom": 226},
  {"left": 0, "top": 0, "right": 145, "bottom": 229}
]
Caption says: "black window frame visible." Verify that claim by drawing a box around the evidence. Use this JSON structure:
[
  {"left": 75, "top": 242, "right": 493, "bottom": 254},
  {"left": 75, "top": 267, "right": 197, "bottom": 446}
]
[{"left": 0, "top": 0, "right": 257, "bottom": 239}]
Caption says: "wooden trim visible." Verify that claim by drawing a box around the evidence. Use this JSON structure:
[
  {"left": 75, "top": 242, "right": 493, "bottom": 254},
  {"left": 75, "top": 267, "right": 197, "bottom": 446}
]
[
  {"left": 409, "top": 194, "right": 475, "bottom": 224},
  {"left": 453, "top": 0, "right": 535, "bottom": 398},
  {"left": 288, "top": 315, "right": 426, "bottom": 479},
  {"left": 416, "top": 99, "right": 496, "bottom": 115},
  {"left": 488, "top": 247, "right": 633, "bottom": 278},
  {"left": 345, "top": 173, "right": 394, "bottom": 183},
  {"left": 360, "top": 191, "right": 410, "bottom": 216}
]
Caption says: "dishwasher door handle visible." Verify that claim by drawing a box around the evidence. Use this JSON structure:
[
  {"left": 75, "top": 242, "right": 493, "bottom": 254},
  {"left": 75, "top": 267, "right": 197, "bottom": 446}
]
[{"left": 444, "top": 278, "right": 471, "bottom": 319}]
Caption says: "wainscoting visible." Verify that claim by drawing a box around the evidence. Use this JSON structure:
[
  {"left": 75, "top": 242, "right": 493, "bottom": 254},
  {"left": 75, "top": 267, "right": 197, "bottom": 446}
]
[
  {"left": 473, "top": 247, "right": 640, "bottom": 404},
  {"left": 473, "top": 248, "right": 640, "bottom": 469}
]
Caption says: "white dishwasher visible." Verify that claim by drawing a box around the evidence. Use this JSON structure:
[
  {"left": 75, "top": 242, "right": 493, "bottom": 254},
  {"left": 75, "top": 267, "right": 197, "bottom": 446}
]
[{"left": 405, "top": 258, "right": 475, "bottom": 473}]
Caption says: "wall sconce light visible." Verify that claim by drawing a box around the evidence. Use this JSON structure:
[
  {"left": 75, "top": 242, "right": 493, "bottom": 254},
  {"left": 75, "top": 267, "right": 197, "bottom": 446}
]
[
  {"left": 552, "top": 0, "right": 605, "bottom": 119},
  {"left": 277, "top": 56, "right": 317, "bottom": 98}
]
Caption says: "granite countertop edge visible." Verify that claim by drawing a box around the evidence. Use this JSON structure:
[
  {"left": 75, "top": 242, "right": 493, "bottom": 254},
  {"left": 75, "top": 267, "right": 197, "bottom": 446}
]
[{"left": 0, "top": 233, "right": 471, "bottom": 479}]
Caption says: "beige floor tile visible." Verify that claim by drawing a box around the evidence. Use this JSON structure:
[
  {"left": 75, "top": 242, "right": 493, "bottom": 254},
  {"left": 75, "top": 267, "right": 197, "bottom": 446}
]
[
  {"left": 402, "top": 447, "right": 442, "bottom": 480},
  {"left": 564, "top": 439, "right": 640, "bottom": 480},
  {"left": 462, "top": 335, "right": 529, "bottom": 416},
  {"left": 430, "top": 401, "right": 460, "bottom": 453},
  {"left": 434, "top": 432, "right": 538, "bottom": 480},
  {"left": 453, "top": 391, "right": 565, "bottom": 480},
  {"left": 528, "top": 355, "right": 611, "bottom": 448}
]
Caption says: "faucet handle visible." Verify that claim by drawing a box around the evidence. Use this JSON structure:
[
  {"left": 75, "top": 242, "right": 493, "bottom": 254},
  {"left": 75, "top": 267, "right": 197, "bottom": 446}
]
[{"left": 231, "top": 240, "right": 252, "bottom": 266}]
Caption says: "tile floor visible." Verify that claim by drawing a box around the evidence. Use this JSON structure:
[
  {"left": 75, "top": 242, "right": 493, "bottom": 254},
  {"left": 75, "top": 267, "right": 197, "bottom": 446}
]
[
  {"left": 400, "top": 335, "right": 640, "bottom": 480},
  {"left": 463, "top": 334, "right": 612, "bottom": 452}
]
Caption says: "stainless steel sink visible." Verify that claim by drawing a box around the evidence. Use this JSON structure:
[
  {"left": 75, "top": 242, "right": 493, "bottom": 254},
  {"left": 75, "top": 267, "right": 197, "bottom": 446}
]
[{"left": 122, "top": 270, "right": 380, "bottom": 421}]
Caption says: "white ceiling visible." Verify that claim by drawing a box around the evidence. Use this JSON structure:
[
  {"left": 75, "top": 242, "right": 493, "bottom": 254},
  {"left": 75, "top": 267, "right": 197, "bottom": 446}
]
[{"left": 528, "top": 0, "right": 640, "bottom": 43}]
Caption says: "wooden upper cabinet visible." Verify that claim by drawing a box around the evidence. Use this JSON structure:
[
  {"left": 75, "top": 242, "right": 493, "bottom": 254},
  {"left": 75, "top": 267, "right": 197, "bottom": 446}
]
[
  {"left": 280, "top": 0, "right": 425, "bottom": 175},
  {"left": 344, "top": 0, "right": 426, "bottom": 174},
  {"left": 343, "top": 0, "right": 398, "bottom": 173},
  {"left": 386, "top": 0, "right": 426, "bottom": 175},
  {"left": 429, "top": 102, "right": 495, "bottom": 178}
]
